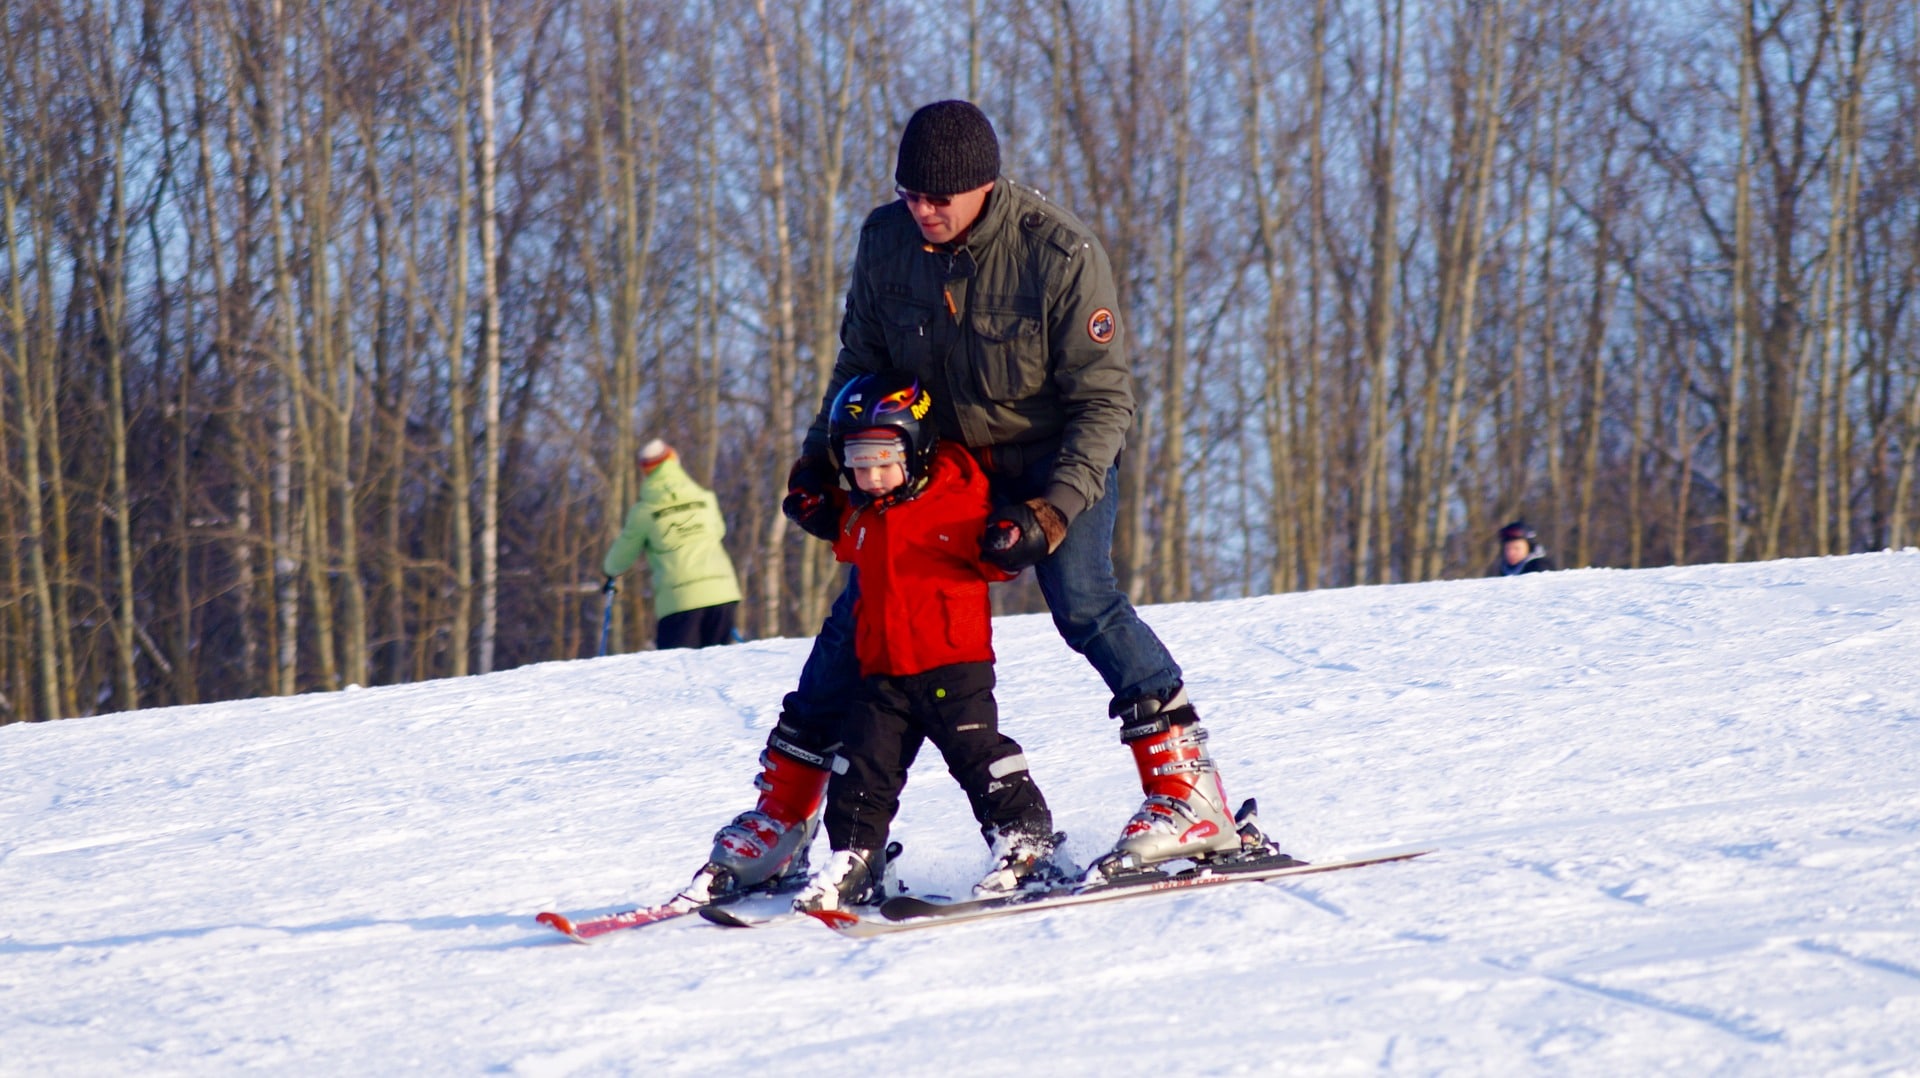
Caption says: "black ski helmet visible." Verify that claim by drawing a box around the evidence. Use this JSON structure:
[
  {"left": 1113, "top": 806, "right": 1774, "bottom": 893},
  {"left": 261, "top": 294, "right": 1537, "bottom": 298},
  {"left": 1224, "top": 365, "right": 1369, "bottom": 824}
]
[
  {"left": 828, "top": 371, "right": 938, "bottom": 494},
  {"left": 1498, "top": 520, "right": 1537, "bottom": 547}
]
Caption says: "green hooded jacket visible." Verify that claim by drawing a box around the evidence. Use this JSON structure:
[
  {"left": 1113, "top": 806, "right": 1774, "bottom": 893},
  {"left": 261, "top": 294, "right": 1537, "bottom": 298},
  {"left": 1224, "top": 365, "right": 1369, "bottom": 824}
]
[
  {"left": 803, "top": 178, "right": 1134, "bottom": 522},
  {"left": 602, "top": 455, "right": 742, "bottom": 617}
]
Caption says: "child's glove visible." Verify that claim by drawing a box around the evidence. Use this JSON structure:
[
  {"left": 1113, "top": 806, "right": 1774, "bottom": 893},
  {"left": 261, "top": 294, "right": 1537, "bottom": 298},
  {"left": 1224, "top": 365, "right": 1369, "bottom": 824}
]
[
  {"left": 981, "top": 498, "right": 1068, "bottom": 571},
  {"left": 601, "top": 576, "right": 618, "bottom": 595},
  {"left": 782, "top": 455, "right": 842, "bottom": 541}
]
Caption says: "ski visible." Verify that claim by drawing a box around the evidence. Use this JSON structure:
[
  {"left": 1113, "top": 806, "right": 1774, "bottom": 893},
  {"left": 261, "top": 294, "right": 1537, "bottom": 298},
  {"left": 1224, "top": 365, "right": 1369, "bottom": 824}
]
[
  {"left": 535, "top": 873, "right": 807, "bottom": 943},
  {"left": 698, "top": 905, "right": 860, "bottom": 930},
  {"left": 867, "top": 849, "right": 1306, "bottom": 922},
  {"left": 698, "top": 840, "right": 906, "bottom": 929},
  {"left": 820, "top": 849, "right": 1431, "bottom": 938},
  {"left": 536, "top": 899, "right": 702, "bottom": 943}
]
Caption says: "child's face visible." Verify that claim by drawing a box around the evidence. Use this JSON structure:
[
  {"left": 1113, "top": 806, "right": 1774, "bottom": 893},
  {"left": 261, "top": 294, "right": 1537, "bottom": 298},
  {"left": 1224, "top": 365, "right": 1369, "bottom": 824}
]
[
  {"left": 853, "top": 462, "right": 907, "bottom": 496},
  {"left": 844, "top": 431, "right": 911, "bottom": 497}
]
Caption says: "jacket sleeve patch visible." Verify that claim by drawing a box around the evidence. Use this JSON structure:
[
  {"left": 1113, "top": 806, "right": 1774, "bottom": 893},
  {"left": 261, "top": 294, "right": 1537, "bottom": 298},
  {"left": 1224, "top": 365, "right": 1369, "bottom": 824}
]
[{"left": 1087, "top": 308, "right": 1116, "bottom": 344}]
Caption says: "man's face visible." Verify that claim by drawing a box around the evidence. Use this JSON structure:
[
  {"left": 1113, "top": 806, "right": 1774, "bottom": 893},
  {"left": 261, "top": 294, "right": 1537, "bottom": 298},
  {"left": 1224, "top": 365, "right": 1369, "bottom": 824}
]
[
  {"left": 1503, "top": 538, "right": 1531, "bottom": 566},
  {"left": 899, "top": 181, "right": 994, "bottom": 245}
]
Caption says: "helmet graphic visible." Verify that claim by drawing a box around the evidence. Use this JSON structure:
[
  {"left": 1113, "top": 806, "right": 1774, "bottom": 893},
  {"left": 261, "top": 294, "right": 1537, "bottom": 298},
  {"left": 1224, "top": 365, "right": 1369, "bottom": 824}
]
[{"left": 828, "top": 371, "right": 938, "bottom": 503}]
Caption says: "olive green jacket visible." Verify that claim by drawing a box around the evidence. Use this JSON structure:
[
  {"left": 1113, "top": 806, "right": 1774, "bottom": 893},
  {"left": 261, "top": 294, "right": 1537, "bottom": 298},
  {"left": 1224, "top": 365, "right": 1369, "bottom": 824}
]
[
  {"left": 804, "top": 178, "right": 1134, "bottom": 521},
  {"left": 602, "top": 456, "right": 742, "bottom": 617}
]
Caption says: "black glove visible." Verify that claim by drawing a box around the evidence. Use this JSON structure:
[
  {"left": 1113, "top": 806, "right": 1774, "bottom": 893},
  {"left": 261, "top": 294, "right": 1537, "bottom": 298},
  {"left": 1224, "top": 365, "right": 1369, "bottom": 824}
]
[
  {"left": 981, "top": 498, "right": 1069, "bottom": 572},
  {"left": 601, "top": 576, "right": 618, "bottom": 595},
  {"left": 781, "top": 455, "right": 842, "bottom": 541}
]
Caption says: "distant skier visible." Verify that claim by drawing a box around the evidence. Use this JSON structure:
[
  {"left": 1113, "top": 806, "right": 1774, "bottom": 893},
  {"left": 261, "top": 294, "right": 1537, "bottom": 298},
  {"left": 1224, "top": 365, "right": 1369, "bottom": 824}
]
[
  {"left": 602, "top": 439, "right": 743, "bottom": 650},
  {"left": 787, "top": 372, "right": 1058, "bottom": 913},
  {"left": 1490, "top": 519, "right": 1557, "bottom": 577}
]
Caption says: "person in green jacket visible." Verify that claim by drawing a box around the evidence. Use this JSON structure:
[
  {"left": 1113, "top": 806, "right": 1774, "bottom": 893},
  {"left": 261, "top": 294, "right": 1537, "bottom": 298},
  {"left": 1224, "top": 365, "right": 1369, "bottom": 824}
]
[{"left": 602, "top": 439, "right": 743, "bottom": 650}]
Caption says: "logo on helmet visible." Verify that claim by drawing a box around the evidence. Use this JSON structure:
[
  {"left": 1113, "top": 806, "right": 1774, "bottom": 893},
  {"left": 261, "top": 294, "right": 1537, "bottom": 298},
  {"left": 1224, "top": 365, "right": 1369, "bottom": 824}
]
[{"left": 873, "top": 384, "right": 932, "bottom": 421}]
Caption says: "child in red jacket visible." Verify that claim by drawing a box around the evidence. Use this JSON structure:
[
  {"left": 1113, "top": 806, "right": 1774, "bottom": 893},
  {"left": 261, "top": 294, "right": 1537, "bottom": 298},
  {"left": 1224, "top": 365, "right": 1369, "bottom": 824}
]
[{"left": 792, "top": 372, "right": 1057, "bottom": 913}]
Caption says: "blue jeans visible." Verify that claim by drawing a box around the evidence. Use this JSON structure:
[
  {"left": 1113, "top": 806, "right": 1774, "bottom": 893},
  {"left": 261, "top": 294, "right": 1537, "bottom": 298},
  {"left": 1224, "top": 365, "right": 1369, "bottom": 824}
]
[{"left": 778, "top": 463, "right": 1183, "bottom": 753}]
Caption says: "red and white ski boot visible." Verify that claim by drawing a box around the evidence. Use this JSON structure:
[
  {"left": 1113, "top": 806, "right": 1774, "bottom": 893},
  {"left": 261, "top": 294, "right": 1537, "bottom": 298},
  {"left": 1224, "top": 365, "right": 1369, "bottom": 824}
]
[
  {"left": 691, "top": 747, "right": 828, "bottom": 901},
  {"left": 1092, "top": 688, "right": 1262, "bottom": 879}
]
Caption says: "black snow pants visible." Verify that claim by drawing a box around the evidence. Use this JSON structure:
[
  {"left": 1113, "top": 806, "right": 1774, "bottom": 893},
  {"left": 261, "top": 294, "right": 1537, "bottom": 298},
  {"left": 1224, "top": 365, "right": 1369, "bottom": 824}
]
[
  {"left": 654, "top": 601, "right": 737, "bottom": 650},
  {"left": 825, "top": 660, "right": 1052, "bottom": 853}
]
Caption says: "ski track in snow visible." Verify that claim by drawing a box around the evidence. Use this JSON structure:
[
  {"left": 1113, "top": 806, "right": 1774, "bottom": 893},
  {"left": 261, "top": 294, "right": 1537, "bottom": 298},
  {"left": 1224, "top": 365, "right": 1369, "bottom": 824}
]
[{"left": 4, "top": 551, "right": 1920, "bottom": 1074}]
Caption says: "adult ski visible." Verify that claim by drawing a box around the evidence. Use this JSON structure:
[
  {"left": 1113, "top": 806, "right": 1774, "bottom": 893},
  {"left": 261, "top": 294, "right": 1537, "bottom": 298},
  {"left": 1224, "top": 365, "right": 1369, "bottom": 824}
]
[{"left": 819, "top": 849, "right": 1431, "bottom": 938}]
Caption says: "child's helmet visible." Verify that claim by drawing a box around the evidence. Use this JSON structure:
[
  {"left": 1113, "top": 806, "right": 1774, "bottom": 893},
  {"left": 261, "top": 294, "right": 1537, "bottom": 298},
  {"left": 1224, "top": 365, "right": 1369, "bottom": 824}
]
[
  {"left": 828, "top": 371, "right": 939, "bottom": 493},
  {"left": 1498, "top": 520, "right": 1536, "bottom": 545}
]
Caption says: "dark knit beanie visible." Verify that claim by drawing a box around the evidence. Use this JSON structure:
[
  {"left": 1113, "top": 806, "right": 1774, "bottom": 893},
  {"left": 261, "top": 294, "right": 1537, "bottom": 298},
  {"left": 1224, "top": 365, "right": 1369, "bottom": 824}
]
[{"left": 895, "top": 101, "right": 1001, "bottom": 196}]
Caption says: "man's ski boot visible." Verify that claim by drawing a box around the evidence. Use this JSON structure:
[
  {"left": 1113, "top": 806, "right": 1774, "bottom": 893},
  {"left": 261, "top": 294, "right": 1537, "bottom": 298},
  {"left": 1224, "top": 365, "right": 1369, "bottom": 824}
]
[
  {"left": 972, "top": 828, "right": 1070, "bottom": 897},
  {"left": 682, "top": 746, "right": 829, "bottom": 903},
  {"left": 793, "top": 845, "right": 892, "bottom": 913},
  {"left": 1086, "top": 687, "right": 1277, "bottom": 884}
]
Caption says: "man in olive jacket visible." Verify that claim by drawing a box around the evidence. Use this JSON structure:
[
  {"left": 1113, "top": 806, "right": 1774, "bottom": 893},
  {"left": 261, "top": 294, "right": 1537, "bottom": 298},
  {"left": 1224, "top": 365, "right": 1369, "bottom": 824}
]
[
  {"left": 602, "top": 440, "right": 742, "bottom": 650},
  {"left": 686, "top": 101, "right": 1271, "bottom": 903}
]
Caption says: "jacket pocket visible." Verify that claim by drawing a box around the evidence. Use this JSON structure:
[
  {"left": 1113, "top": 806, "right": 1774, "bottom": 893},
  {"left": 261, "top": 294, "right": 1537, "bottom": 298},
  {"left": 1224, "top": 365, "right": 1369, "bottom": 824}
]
[
  {"left": 880, "top": 301, "right": 940, "bottom": 371},
  {"left": 941, "top": 587, "right": 991, "bottom": 654},
  {"left": 969, "top": 305, "right": 1046, "bottom": 401}
]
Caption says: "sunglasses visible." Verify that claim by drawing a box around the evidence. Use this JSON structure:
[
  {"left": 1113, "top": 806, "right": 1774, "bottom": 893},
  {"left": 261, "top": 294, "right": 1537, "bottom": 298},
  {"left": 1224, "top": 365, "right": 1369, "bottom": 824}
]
[{"left": 895, "top": 187, "right": 954, "bottom": 208}]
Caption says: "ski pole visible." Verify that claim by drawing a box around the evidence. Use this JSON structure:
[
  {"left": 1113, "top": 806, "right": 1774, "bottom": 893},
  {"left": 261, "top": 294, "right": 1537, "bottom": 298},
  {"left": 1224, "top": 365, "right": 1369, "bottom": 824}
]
[{"left": 597, "top": 577, "right": 616, "bottom": 657}]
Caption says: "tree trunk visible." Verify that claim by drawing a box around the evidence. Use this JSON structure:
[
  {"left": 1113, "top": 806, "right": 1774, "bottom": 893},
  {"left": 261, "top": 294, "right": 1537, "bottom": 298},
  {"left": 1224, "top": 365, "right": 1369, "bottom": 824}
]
[
  {"left": 1726, "top": 2, "right": 1755, "bottom": 562},
  {"left": 446, "top": 4, "right": 476, "bottom": 678},
  {"left": 1155, "top": 0, "right": 1193, "bottom": 602},
  {"left": 750, "top": 0, "right": 800, "bottom": 638},
  {"left": 795, "top": 0, "right": 861, "bottom": 631},
  {"left": 0, "top": 127, "right": 64, "bottom": 717},
  {"left": 1420, "top": 0, "right": 1508, "bottom": 581},
  {"left": 88, "top": 40, "right": 141, "bottom": 710},
  {"left": 1355, "top": 0, "right": 1406, "bottom": 585},
  {"left": 477, "top": 0, "right": 503, "bottom": 674}
]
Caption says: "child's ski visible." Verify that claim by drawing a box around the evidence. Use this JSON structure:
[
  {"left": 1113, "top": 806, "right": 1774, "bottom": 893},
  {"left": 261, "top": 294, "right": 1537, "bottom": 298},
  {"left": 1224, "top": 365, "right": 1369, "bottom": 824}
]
[
  {"left": 536, "top": 874, "right": 805, "bottom": 943},
  {"left": 697, "top": 905, "right": 862, "bottom": 930},
  {"left": 697, "top": 840, "right": 907, "bottom": 929},
  {"left": 535, "top": 898, "right": 705, "bottom": 943}
]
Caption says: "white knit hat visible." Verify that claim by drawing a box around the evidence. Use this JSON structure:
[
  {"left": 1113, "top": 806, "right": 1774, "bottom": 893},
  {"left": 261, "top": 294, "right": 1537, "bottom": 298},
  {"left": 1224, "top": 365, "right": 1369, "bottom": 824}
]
[{"left": 639, "top": 438, "right": 673, "bottom": 469}]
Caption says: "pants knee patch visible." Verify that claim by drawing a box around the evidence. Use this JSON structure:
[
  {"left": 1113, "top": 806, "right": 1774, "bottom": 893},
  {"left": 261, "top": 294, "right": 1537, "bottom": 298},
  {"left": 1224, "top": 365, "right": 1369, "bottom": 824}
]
[{"left": 987, "top": 752, "right": 1030, "bottom": 779}]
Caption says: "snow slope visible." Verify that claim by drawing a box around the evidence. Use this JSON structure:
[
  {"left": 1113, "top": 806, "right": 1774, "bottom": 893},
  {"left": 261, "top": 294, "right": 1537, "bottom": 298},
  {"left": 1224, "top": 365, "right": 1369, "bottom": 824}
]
[{"left": 4, "top": 552, "right": 1919, "bottom": 1075}]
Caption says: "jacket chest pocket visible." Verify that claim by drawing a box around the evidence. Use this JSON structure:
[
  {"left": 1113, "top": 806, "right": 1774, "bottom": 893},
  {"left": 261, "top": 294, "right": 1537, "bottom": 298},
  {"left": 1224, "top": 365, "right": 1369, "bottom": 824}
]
[
  {"left": 880, "top": 301, "right": 940, "bottom": 372},
  {"left": 969, "top": 305, "right": 1047, "bottom": 401}
]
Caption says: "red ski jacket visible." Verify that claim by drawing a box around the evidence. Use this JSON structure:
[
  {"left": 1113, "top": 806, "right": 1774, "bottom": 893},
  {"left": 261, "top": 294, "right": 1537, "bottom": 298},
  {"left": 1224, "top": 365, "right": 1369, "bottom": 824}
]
[{"left": 832, "top": 442, "right": 1014, "bottom": 678}]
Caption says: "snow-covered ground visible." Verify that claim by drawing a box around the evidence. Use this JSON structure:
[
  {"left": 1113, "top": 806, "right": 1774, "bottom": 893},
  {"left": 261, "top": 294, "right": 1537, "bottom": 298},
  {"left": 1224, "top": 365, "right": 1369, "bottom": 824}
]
[{"left": 4, "top": 552, "right": 1919, "bottom": 1075}]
